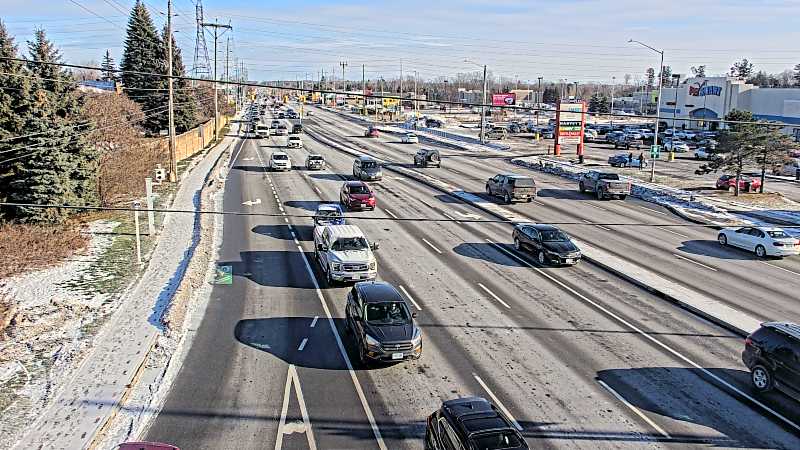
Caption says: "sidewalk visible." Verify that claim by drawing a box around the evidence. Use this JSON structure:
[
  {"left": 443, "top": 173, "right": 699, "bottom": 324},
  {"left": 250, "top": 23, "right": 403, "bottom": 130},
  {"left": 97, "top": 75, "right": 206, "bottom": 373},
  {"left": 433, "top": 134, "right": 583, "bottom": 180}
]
[{"left": 12, "top": 130, "right": 237, "bottom": 449}]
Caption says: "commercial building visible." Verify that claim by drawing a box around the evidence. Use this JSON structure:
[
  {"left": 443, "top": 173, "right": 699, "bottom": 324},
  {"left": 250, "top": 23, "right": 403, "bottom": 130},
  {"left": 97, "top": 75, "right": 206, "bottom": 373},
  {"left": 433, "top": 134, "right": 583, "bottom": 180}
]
[{"left": 658, "top": 76, "right": 800, "bottom": 139}]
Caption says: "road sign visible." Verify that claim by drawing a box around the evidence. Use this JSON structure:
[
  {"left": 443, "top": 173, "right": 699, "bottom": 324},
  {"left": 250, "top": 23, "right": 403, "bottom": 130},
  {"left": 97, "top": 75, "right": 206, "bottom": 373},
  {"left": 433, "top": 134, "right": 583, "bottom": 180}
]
[
  {"left": 214, "top": 265, "right": 233, "bottom": 285},
  {"left": 650, "top": 144, "right": 661, "bottom": 159}
]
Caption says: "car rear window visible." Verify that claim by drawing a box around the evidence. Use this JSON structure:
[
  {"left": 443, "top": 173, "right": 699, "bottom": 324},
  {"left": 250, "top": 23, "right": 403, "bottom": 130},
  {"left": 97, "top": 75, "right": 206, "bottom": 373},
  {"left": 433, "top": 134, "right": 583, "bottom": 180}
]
[
  {"left": 469, "top": 432, "right": 523, "bottom": 449},
  {"left": 509, "top": 177, "right": 534, "bottom": 187},
  {"left": 350, "top": 185, "right": 370, "bottom": 194},
  {"left": 767, "top": 230, "right": 791, "bottom": 239},
  {"left": 272, "top": 154, "right": 288, "bottom": 160},
  {"left": 361, "top": 161, "right": 379, "bottom": 169},
  {"left": 598, "top": 173, "right": 620, "bottom": 180}
]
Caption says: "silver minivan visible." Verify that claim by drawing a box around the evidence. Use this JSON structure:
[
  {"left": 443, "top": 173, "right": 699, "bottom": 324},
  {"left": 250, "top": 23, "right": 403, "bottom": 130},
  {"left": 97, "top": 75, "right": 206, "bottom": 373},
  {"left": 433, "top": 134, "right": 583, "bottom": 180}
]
[{"left": 353, "top": 156, "right": 382, "bottom": 181}]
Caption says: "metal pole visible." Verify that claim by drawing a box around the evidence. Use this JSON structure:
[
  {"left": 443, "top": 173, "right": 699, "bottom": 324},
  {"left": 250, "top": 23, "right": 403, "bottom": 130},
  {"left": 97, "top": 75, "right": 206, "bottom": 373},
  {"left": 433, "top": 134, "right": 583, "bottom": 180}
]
[
  {"left": 145, "top": 177, "right": 155, "bottom": 236},
  {"left": 414, "top": 70, "right": 418, "bottom": 118},
  {"left": 480, "top": 65, "right": 487, "bottom": 143},
  {"left": 133, "top": 201, "right": 142, "bottom": 265},
  {"left": 362, "top": 64, "right": 366, "bottom": 116},
  {"left": 400, "top": 60, "right": 403, "bottom": 119},
  {"left": 651, "top": 50, "right": 664, "bottom": 182},
  {"left": 167, "top": 0, "right": 177, "bottom": 182},
  {"left": 212, "top": 28, "right": 218, "bottom": 141},
  {"left": 537, "top": 77, "right": 542, "bottom": 127}
]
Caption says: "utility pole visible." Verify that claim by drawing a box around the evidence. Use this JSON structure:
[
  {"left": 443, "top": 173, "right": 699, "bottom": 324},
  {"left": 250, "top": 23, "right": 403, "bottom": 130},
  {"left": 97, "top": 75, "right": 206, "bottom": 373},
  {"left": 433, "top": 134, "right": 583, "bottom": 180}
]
[
  {"left": 400, "top": 60, "right": 403, "bottom": 119},
  {"left": 201, "top": 20, "right": 232, "bottom": 142},
  {"left": 480, "top": 64, "right": 487, "bottom": 144},
  {"left": 225, "top": 36, "right": 231, "bottom": 100},
  {"left": 362, "top": 64, "right": 366, "bottom": 116},
  {"left": 413, "top": 70, "right": 418, "bottom": 118},
  {"left": 536, "top": 76, "right": 543, "bottom": 127},
  {"left": 167, "top": 0, "right": 177, "bottom": 182}
]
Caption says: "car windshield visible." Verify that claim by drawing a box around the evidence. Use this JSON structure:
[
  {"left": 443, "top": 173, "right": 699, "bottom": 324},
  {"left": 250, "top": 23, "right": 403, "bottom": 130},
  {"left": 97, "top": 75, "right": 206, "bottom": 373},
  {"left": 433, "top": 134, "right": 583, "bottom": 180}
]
[
  {"left": 365, "top": 301, "right": 410, "bottom": 325},
  {"left": 272, "top": 154, "right": 288, "bottom": 160},
  {"left": 331, "top": 237, "right": 368, "bottom": 251},
  {"left": 407, "top": 134, "right": 417, "bottom": 138},
  {"left": 361, "top": 161, "right": 379, "bottom": 169},
  {"left": 767, "top": 230, "right": 791, "bottom": 239},
  {"left": 349, "top": 185, "right": 370, "bottom": 194},
  {"left": 540, "top": 230, "right": 569, "bottom": 242},
  {"left": 289, "top": 137, "right": 300, "bottom": 141},
  {"left": 469, "top": 432, "right": 523, "bottom": 449},
  {"left": 598, "top": 173, "right": 620, "bottom": 180}
]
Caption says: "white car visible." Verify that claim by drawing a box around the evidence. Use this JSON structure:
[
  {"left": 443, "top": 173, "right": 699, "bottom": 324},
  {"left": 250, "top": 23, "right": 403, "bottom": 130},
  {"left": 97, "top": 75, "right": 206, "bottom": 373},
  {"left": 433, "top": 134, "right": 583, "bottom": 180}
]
[
  {"left": 664, "top": 139, "right": 690, "bottom": 153},
  {"left": 718, "top": 226, "right": 800, "bottom": 258},
  {"left": 401, "top": 133, "right": 419, "bottom": 144},
  {"left": 694, "top": 148, "right": 722, "bottom": 160},
  {"left": 268, "top": 151, "right": 292, "bottom": 171},
  {"left": 287, "top": 136, "right": 303, "bottom": 148}
]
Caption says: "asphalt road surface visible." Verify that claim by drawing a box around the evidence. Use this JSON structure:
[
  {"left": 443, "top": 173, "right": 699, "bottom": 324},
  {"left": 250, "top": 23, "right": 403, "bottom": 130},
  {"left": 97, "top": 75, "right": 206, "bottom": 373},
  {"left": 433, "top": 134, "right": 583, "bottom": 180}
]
[{"left": 144, "top": 104, "right": 800, "bottom": 449}]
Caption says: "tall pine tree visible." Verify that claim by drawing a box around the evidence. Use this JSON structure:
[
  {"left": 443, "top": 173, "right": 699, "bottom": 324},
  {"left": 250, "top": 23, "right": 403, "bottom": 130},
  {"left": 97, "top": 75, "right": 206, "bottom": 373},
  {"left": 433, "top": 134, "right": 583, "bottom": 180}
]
[
  {"left": 101, "top": 49, "right": 116, "bottom": 82},
  {"left": 162, "top": 25, "right": 196, "bottom": 133},
  {"left": 121, "top": 0, "right": 166, "bottom": 135}
]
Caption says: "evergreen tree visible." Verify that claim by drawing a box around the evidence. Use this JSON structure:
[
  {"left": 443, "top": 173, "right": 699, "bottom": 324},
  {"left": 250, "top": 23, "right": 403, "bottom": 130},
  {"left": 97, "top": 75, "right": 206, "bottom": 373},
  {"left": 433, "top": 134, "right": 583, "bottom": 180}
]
[
  {"left": 659, "top": 65, "right": 673, "bottom": 86},
  {"left": 121, "top": 0, "right": 166, "bottom": 135},
  {"left": 690, "top": 65, "right": 706, "bottom": 78},
  {"left": 588, "top": 93, "right": 610, "bottom": 113},
  {"left": 0, "top": 20, "right": 35, "bottom": 219},
  {"left": 542, "top": 85, "right": 559, "bottom": 104},
  {"left": 645, "top": 68, "right": 655, "bottom": 89},
  {"left": 101, "top": 49, "right": 116, "bottom": 82},
  {"left": 730, "top": 58, "right": 754, "bottom": 79},
  {"left": 793, "top": 63, "right": 800, "bottom": 86},
  {"left": 162, "top": 25, "right": 196, "bottom": 133}
]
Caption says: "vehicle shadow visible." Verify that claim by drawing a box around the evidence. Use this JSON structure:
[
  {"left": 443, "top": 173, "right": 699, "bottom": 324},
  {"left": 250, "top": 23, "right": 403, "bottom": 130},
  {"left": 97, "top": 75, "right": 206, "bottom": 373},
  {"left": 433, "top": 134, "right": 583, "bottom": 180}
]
[
  {"left": 536, "top": 188, "right": 586, "bottom": 200},
  {"left": 217, "top": 251, "right": 318, "bottom": 289},
  {"left": 284, "top": 200, "right": 331, "bottom": 212},
  {"left": 434, "top": 193, "right": 490, "bottom": 205},
  {"left": 452, "top": 242, "right": 527, "bottom": 268},
  {"left": 596, "top": 367, "right": 800, "bottom": 446},
  {"left": 309, "top": 173, "right": 349, "bottom": 181},
  {"left": 252, "top": 224, "right": 314, "bottom": 241},
  {"left": 232, "top": 165, "right": 266, "bottom": 173},
  {"left": 676, "top": 240, "right": 759, "bottom": 261}
]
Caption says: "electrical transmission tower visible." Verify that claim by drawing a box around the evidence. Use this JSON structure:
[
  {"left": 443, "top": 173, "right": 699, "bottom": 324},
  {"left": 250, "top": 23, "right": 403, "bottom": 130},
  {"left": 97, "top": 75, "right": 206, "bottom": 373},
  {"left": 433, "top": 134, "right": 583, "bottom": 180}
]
[{"left": 192, "top": 0, "right": 211, "bottom": 80}]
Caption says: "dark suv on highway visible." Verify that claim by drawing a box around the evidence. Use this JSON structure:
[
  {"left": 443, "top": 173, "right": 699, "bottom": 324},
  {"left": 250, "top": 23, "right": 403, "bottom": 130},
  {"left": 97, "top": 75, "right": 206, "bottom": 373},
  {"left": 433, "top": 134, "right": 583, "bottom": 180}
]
[
  {"left": 425, "top": 397, "right": 528, "bottom": 450},
  {"left": 345, "top": 281, "right": 422, "bottom": 365},
  {"left": 742, "top": 322, "right": 800, "bottom": 400}
]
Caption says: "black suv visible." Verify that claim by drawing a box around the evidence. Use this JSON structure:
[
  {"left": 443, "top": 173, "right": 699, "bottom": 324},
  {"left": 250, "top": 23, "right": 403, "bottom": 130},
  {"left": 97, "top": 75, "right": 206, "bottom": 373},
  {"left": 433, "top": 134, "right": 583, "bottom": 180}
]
[
  {"left": 425, "top": 397, "right": 528, "bottom": 450},
  {"left": 345, "top": 281, "right": 422, "bottom": 365},
  {"left": 742, "top": 322, "right": 800, "bottom": 400}
]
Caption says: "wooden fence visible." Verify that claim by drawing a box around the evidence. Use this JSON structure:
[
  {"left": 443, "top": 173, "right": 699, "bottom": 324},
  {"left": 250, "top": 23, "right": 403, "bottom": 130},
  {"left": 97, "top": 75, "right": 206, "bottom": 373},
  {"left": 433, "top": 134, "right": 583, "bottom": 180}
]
[{"left": 151, "top": 115, "right": 230, "bottom": 162}]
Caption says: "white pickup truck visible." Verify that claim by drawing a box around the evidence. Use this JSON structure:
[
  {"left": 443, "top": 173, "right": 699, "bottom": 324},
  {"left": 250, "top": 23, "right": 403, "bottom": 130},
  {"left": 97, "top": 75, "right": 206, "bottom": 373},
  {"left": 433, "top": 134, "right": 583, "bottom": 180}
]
[{"left": 314, "top": 224, "right": 378, "bottom": 285}]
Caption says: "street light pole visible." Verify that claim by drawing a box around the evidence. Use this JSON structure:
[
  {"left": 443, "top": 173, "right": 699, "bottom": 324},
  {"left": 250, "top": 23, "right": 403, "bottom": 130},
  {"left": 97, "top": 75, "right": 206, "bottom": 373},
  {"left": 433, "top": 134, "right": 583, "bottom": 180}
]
[
  {"left": 201, "top": 20, "right": 232, "bottom": 142},
  {"left": 166, "top": 0, "right": 176, "bottom": 182},
  {"left": 480, "top": 64, "right": 487, "bottom": 143},
  {"left": 536, "top": 76, "right": 542, "bottom": 127},
  {"left": 629, "top": 39, "right": 664, "bottom": 182}
]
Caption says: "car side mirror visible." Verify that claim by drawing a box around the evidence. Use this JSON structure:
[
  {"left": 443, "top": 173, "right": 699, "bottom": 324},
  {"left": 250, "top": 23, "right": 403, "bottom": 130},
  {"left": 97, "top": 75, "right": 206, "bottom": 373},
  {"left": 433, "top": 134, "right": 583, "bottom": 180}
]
[
  {"left": 317, "top": 243, "right": 327, "bottom": 252},
  {"left": 411, "top": 312, "right": 418, "bottom": 319},
  {"left": 370, "top": 242, "right": 379, "bottom": 251}
]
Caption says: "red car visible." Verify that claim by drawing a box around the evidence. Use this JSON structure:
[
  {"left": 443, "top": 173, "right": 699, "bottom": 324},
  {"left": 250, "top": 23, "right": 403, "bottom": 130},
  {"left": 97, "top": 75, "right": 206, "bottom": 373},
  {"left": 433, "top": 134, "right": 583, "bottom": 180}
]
[
  {"left": 716, "top": 174, "right": 761, "bottom": 192},
  {"left": 364, "top": 126, "right": 380, "bottom": 138},
  {"left": 340, "top": 181, "right": 376, "bottom": 210}
]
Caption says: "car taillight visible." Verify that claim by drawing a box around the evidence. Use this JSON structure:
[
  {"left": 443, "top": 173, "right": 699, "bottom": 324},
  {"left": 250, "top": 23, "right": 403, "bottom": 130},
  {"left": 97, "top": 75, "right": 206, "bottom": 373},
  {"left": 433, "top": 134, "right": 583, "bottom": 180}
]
[{"left": 745, "top": 337, "right": 752, "bottom": 346}]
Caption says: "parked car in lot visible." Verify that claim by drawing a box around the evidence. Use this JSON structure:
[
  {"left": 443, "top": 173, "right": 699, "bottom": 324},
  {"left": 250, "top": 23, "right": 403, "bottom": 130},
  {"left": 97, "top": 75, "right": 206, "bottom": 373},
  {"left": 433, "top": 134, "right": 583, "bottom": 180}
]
[
  {"left": 583, "top": 128, "right": 599, "bottom": 142},
  {"left": 345, "top": 281, "right": 421, "bottom": 365},
  {"left": 486, "top": 126, "right": 508, "bottom": 140},
  {"left": 614, "top": 136, "right": 644, "bottom": 150},
  {"left": 340, "top": 180, "right": 376, "bottom": 210},
  {"left": 718, "top": 226, "right": 800, "bottom": 258},
  {"left": 663, "top": 138, "right": 690, "bottom": 153},
  {"left": 425, "top": 118, "right": 443, "bottom": 128},
  {"left": 287, "top": 135, "right": 303, "bottom": 148},
  {"left": 413, "top": 148, "right": 441, "bottom": 168},
  {"left": 742, "top": 322, "right": 800, "bottom": 400},
  {"left": 364, "top": 126, "right": 380, "bottom": 138},
  {"left": 485, "top": 173, "right": 536, "bottom": 203},
  {"left": 268, "top": 151, "right": 291, "bottom": 171},
  {"left": 513, "top": 223, "right": 581, "bottom": 266},
  {"left": 697, "top": 138, "right": 718, "bottom": 150},
  {"left": 305, "top": 154, "right": 325, "bottom": 170},
  {"left": 715, "top": 174, "right": 761, "bottom": 192},
  {"left": 313, "top": 203, "right": 344, "bottom": 226},
  {"left": 694, "top": 147, "right": 723, "bottom": 160},
  {"left": 578, "top": 171, "right": 631, "bottom": 200},
  {"left": 314, "top": 224, "right": 378, "bottom": 284},
  {"left": 425, "top": 397, "right": 528, "bottom": 450},
  {"left": 401, "top": 133, "right": 419, "bottom": 144},
  {"left": 605, "top": 131, "right": 625, "bottom": 144},
  {"left": 773, "top": 158, "right": 800, "bottom": 177},
  {"left": 608, "top": 153, "right": 647, "bottom": 168},
  {"left": 353, "top": 155, "right": 383, "bottom": 181}
]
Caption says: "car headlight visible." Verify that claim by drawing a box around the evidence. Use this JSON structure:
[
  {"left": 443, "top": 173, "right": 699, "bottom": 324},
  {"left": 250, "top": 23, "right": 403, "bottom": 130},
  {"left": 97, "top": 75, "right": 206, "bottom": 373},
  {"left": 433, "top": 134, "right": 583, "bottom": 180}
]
[
  {"left": 369, "top": 261, "right": 376, "bottom": 271},
  {"left": 411, "top": 328, "right": 422, "bottom": 347},
  {"left": 330, "top": 262, "right": 342, "bottom": 272},
  {"left": 365, "top": 334, "right": 381, "bottom": 349}
]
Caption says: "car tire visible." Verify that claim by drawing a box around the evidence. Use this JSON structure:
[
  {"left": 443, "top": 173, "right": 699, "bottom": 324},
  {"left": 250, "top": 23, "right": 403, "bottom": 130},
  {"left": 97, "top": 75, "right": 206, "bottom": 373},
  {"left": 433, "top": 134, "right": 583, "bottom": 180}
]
[
  {"left": 514, "top": 238, "right": 521, "bottom": 251},
  {"left": 504, "top": 192, "right": 512, "bottom": 204},
  {"left": 751, "top": 365, "right": 773, "bottom": 392},
  {"left": 618, "top": 195, "right": 626, "bottom": 200},
  {"left": 596, "top": 188, "right": 604, "bottom": 200},
  {"left": 358, "top": 345, "right": 368, "bottom": 367},
  {"left": 486, "top": 185, "right": 492, "bottom": 196},
  {"left": 755, "top": 245, "right": 767, "bottom": 258},
  {"left": 718, "top": 234, "right": 727, "bottom": 246},
  {"left": 579, "top": 182, "right": 585, "bottom": 193},
  {"left": 537, "top": 250, "right": 546, "bottom": 265}
]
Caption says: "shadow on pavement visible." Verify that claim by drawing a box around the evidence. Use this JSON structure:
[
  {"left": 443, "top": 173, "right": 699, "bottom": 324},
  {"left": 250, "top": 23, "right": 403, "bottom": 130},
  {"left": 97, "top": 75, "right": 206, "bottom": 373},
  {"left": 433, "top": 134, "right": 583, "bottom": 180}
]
[
  {"left": 676, "top": 240, "right": 758, "bottom": 261},
  {"left": 536, "top": 188, "right": 587, "bottom": 200},
  {"left": 284, "top": 200, "right": 330, "bottom": 212},
  {"left": 217, "top": 251, "right": 317, "bottom": 289},
  {"left": 232, "top": 165, "right": 266, "bottom": 172},
  {"left": 452, "top": 242, "right": 526, "bottom": 268},
  {"left": 252, "top": 224, "right": 313, "bottom": 241},
  {"left": 309, "top": 173, "right": 349, "bottom": 181}
]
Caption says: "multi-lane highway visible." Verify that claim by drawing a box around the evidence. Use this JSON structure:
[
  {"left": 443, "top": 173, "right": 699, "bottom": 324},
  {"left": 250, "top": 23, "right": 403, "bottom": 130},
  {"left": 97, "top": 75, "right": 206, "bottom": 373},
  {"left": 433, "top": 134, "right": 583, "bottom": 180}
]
[{"left": 144, "top": 103, "right": 800, "bottom": 449}]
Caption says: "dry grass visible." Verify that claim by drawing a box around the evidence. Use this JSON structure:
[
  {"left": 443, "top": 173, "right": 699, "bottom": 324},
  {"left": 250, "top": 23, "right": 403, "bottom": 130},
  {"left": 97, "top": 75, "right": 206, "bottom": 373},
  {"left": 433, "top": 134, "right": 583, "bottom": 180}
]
[
  {"left": 0, "top": 293, "right": 12, "bottom": 336},
  {"left": 0, "top": 222, "right": 89, "bottom": 280}
]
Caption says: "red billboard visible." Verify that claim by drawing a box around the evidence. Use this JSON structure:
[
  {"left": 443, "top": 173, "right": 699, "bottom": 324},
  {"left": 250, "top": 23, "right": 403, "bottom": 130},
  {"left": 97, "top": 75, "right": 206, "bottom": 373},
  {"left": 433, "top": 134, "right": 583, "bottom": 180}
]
[{"left": 491, "top": 93, "right": 516, "bottom": 106}]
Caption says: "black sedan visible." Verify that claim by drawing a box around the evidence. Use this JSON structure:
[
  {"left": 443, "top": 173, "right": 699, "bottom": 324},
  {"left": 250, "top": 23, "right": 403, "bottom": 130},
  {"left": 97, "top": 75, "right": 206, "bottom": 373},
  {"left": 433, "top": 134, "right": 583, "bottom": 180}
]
[{"left": 512, "top": 223, "right": 581, "bottom": 265}]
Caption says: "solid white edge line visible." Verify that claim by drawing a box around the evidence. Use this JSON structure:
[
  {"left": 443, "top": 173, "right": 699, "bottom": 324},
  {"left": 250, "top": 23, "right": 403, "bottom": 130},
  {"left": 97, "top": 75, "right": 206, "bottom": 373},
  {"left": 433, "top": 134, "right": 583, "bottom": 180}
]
[
  {"left": 473, "top": 374, "right": 523, "bottom": 431},
  {"left": 310, "top": 316, "right": 319, "bottom": 328},
  {"left": 298, "top": 338, "right": 308, "bottom": 351},
  {"left": 596, "top": 379, "right": 671, "bottom": 439},
  {"left": 673, "top": 253, "right": 718, "bottom": 271},
  {"left": 658, "top": 227, "right": 690, "bottom": 239},
  {"left": 485, "top": 238, "right": 800, "bottom": 433},
  {"left": 421, "top": 238, "right": 443, "bottom": 254},
  {"left": 477, "top": 282, "right": 511, "bottom": 309},
  {"left": 384, "top": 208, "right": 398, "bottom": 219},
  {"left": 294, "top": 243, "right": 388, "bottom": 449},
  {"left": 639, "top": 206, "right": 668, "bottom": 215},
  {"left": 762, "top": 261, "right": 800, "bottom": 277},
  {"left": 398, "top": 285, "right": 422, "bottom": 311},
  {"left": 314, "top": 186, "right": 322, "bottom": 195}
]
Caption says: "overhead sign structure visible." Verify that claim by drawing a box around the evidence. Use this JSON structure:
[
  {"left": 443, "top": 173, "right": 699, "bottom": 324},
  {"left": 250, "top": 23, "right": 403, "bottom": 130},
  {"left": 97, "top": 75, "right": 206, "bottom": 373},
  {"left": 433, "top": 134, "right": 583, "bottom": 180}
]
[
  {"left": 554, "top": 100, "right": 587, "bottom": 157},
  {"left": 492, "top": 93, "right": 516, "bottom": 106}
]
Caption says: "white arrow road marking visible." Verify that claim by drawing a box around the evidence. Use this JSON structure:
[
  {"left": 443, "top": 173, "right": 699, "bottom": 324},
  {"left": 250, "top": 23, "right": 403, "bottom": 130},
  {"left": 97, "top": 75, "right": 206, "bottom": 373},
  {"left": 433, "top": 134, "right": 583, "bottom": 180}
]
[
  {"left": 275, "top": 364, "right": 317, "bottom": 450},
  {"left": 455, "top": 211, "right": 482, "bottom": 220},
  {"left": 242, "top": 198, "right": 262, "bottom": 206}
]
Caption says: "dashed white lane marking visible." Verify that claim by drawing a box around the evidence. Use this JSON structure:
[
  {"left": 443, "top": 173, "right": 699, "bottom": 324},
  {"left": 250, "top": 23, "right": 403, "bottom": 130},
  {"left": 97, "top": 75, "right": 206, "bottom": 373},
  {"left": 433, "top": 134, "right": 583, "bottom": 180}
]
[
  {"left": 421, "top": 238, "right": 443, "bottom": 254},
  {"left": 314, "top": 186, "right": 323, "bottom": 195},
  {"left": 673, "top": 253, "right": 718, "bottom": 271},
  {"left": 582, "top": 219, "right": 612, "bottom": 231},
  {"left": 298, "top": 338, "right": 308, "bottom": 351},
  {"left": 638, "top": 205, "right": 668, "bottom": 215},
  {"left": 762, "top": 261, "right": 800, "bottom": 277},
  {"left": 473, "top": 374, "right": 522, "bottom": 431},
  {"left": 284, "top": 217, "right": 289, "bottom": 223},
  {"left": 530, "top": 199, "right": 545, "bottom": 206},
  {"left": 657, "top": 227, "right": 690, "bottom": 239},
  {"left": 477, "top": 283, "right": 511, "bottom": 309},
  {"left": 384, "top": 209, "right": 398, "bottom": 219},
  {"left": 582, "top": 202, "right": 609, "bottom": 212},
  {"left": 398, "top": 285, "right": 422, "bottom": 311},
  {"left": 597, "top": 379, "right": 671, "bottom": 439},
  {"left": 310, "top": 316, "right": 319, "bottom": 328}
]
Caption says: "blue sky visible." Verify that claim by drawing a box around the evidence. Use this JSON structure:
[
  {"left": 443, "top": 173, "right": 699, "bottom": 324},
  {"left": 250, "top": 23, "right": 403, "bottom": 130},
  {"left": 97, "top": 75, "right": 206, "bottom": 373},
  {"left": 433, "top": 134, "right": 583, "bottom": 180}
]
[{"left": 3, "top": 0, "right": 800, "bottom": 85}]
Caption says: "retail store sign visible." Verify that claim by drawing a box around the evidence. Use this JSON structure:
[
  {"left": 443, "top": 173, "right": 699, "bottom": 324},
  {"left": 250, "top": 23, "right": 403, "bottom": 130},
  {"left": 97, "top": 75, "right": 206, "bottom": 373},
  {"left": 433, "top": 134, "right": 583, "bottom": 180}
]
[{"left": 688, "top": 80, "right": 722, "bottom": 97}]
